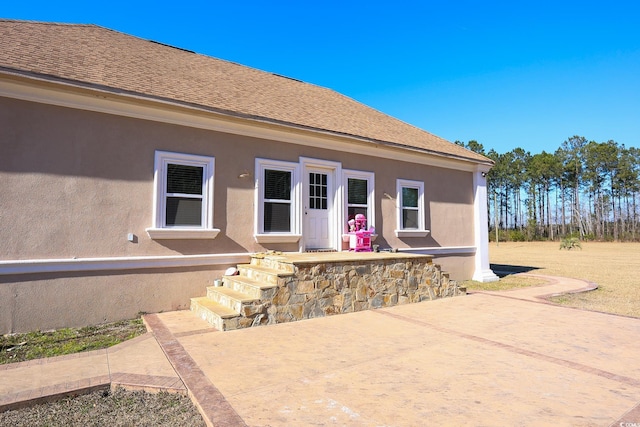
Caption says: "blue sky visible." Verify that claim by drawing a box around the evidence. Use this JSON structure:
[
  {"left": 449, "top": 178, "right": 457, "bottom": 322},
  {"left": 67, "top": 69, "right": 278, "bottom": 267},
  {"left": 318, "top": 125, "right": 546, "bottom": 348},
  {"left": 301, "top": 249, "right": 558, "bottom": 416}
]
[{"left": 4, "top": 1, "right": 639, "bottom": 154}]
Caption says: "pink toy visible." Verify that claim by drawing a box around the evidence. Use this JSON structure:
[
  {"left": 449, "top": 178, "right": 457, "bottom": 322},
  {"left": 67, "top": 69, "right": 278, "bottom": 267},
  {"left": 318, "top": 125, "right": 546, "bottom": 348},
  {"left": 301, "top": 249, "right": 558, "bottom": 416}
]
[
  {"left": 348, "top": 214, "right": 372, "bottom": 252},
  {"left": 353, "top": 229, "right": 372, "bottom": 252}
]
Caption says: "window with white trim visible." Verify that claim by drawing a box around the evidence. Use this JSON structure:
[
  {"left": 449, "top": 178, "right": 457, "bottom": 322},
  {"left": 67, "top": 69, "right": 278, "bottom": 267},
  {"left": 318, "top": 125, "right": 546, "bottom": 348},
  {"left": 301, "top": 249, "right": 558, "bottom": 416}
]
[
  {"left": 396, "top": 179, "right": 428, "bottom": 237},
  {"left": 255, "top": 159, "right": 301, "bottom": 243},
  {"left": 146, "top": 151, "right": 219, "bottom": 239},
  {"left": 343, "top": 170, "right": 375, "bottom": 232},
  {"left": 265, "top": 169, "right": 293, "bottom": 232}
]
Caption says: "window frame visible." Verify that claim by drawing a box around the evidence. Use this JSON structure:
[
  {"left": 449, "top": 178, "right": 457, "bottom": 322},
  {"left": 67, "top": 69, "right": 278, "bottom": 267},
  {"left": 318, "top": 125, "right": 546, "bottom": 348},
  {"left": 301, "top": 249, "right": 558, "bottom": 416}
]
[
  {"left": 343, "top": 170, "right": 375, "bottom": 233},
  {"left": 254, "top": 158, "right": 301, "bottom": 243},
  {"left": 395, "top": 179, "right": 429, "bottom": 237},
  {"left": 146, "top": 150, "right": 219, "bottom": 240}
]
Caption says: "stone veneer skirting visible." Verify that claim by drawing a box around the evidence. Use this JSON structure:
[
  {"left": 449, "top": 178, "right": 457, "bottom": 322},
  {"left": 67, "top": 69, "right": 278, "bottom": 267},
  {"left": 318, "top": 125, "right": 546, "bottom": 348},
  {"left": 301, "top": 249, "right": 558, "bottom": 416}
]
[{"left": 202, "top": 252, "right": 465, "bottom": 331}]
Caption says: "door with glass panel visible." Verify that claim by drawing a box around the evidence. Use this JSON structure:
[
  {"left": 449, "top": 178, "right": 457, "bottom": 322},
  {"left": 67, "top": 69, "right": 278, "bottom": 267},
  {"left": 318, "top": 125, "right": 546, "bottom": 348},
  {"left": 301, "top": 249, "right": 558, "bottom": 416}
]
[{"left": 304, "top": 168, "right": 333, "bottom": 249}]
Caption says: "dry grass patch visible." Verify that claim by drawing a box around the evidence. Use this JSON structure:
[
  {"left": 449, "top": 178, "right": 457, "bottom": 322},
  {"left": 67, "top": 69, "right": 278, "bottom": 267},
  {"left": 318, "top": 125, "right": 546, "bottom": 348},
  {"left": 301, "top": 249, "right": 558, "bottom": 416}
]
[
  {"left": 463, "top": 274, "right": 547, "bottom": 292},
  {"left": 489, "top": 241, "right": 640, "bottom": 318}
]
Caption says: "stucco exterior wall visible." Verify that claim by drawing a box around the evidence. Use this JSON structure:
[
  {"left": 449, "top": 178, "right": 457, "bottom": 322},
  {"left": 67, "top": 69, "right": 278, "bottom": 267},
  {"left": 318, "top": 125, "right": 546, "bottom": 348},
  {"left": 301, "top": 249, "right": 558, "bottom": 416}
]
[
  {"left": 0, "top": 95, "right": 479, "bottom": 332},
  {"left": 420, "top": 253, "right": 476, "bottom": 281},
  {"left": 0, "top": 266, "right": 230, "bottom": 333},
  {"left": 1, "top": 97, "right": 475, "bottom": 258}
]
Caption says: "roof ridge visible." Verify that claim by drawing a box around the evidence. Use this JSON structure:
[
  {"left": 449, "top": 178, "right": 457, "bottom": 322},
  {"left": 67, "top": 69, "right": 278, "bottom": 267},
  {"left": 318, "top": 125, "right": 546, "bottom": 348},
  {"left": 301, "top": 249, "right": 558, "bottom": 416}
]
[{"left": 0, "top": 18, "right": 96, "bottom": 27}]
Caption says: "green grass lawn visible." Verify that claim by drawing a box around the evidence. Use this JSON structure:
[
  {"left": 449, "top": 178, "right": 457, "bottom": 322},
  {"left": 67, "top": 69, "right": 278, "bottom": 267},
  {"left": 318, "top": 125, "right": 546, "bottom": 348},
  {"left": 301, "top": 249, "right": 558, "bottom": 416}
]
[{"left": 0, "top": 318, "right": 147, "bottom": 365}]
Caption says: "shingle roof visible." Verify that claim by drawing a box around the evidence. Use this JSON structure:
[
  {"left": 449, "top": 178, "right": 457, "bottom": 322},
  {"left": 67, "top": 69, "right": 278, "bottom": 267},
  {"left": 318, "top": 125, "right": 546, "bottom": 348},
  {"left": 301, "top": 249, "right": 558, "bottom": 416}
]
[{"left": 0, "top": 19, "right": 491, "bottom": 165}]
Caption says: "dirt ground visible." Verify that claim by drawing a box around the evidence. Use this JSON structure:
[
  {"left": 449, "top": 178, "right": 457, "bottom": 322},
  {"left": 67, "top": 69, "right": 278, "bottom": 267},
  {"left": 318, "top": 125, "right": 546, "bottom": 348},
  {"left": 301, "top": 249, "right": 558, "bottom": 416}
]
[{"left": 0, "top": 387, "right": 205, "bottom": 426}]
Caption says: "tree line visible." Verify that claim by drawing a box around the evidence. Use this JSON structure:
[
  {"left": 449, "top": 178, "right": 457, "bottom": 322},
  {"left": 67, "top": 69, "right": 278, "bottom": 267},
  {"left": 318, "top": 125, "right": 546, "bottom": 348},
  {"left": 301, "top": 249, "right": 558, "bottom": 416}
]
[{"left": 456, "top": 136, "right": 640, "bottom": 242}]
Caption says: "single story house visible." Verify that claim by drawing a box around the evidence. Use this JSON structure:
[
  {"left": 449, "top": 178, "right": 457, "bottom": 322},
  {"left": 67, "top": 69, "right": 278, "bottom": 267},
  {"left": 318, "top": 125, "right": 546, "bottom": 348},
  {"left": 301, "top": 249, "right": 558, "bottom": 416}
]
[{"left": 0, "top": 19, "right": 498, "bottom": 334}]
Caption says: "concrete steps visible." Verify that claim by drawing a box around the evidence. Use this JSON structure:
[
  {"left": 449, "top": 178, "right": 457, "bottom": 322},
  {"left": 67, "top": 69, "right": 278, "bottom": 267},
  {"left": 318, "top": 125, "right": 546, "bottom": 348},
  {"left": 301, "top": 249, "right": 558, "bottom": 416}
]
[
  {"left": 237, "top": 264, "right": 291, "bottom": 286},
  {"left": 190, "top": 261, "right": 287, "bottom": 331},
  {"left": 223, "top": 274, "right": 279, "bottom": 300},
  {"left": 206, "top": 286, "right": 258, "bottom": 313},
  {"left": 190, "top": 297, "right": 238, "bottom": 331},
  {"left": 249, "top": 255, "right": 296, "bottom": 274}
]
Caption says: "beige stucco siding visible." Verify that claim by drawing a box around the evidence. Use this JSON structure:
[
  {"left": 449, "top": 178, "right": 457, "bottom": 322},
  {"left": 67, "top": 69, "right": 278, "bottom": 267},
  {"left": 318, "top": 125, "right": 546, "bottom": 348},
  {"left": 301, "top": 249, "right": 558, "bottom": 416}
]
[
  {"left": 0, "top": 267, "right": 230, "bottom": 332},
  {"left": 0, "top": 95, "right": 479, "bottom": 332},
  {"left": 1, "top": 96, "right": 475, "bottom": 260},
  {"left": 373, "top": 159, "right": 474, "bottom": 249},
  {"left": 1, "top": 96, "right": 258, "bottom": 258}
]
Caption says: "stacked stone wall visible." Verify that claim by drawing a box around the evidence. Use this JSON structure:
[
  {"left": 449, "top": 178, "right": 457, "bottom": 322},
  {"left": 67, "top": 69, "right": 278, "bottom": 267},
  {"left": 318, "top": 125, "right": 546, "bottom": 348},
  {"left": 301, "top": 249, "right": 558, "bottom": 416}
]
[{"left": 261, "top": 257, "right": 463, "bottom": 325}]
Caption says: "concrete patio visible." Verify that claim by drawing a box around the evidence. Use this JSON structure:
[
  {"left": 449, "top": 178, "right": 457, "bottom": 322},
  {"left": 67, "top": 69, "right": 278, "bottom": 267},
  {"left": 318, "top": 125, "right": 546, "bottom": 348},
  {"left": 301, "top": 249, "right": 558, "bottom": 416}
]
[{"left": 2, "top": 274, "right": 640, "bottom": 426}]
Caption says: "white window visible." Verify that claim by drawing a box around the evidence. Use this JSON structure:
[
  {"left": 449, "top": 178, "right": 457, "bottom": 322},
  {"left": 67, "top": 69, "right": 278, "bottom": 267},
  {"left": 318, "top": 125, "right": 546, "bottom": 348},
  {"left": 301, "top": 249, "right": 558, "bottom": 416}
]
[
  {"left": 343, "top": 170, "right": 375, "bottom": 232},
  {"left": 146, "top": 151, "right": 219, "bottom": 239},
  {"left": 254, "top": 159, "right": 301, "bottom": 243},
  {"left": 395, "top": 179, "right": 429, "bottom": 237}
]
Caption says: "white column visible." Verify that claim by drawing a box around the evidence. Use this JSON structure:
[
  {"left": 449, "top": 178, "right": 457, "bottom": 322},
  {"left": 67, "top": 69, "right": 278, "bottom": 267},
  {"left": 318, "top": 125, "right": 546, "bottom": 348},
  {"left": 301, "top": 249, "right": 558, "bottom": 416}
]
[{"left": 472, "top": 169, "right": 499, "bottom": 282}]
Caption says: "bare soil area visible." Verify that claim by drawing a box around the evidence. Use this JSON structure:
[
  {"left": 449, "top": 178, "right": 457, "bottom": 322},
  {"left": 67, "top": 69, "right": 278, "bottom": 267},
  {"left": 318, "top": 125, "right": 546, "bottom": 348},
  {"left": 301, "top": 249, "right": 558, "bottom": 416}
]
[{"left": 0, "top": 387, "right": 205, "bottom": 426}]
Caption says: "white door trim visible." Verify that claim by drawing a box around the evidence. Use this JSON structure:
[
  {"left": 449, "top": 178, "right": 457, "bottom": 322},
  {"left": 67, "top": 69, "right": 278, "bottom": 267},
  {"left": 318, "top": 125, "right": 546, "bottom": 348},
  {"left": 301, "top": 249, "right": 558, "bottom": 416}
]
[{"left": 299, "top": 157, "right": 343, "bottom": 252}]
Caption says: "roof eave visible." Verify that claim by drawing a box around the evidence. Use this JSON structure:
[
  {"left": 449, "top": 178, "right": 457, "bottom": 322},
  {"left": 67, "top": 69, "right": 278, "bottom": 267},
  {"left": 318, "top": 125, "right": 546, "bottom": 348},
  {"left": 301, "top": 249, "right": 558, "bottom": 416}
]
[{"left": 0, "top": 68, "right": 495, "bottom": 167}]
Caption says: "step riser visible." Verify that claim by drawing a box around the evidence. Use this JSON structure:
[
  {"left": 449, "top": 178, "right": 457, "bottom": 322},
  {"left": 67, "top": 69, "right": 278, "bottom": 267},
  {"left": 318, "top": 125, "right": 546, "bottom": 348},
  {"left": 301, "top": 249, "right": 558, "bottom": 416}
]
[
  {"left": 223, "top": 277, "right": 277, "bottom": 300},
  {"left": 206, "top": 288, "right": 244, "bottom": 313},
  {"left": 237, "top": 266, "right": 285, "bottom": 286},
  {"left": 250, "top": 257, "right": 295, "bottom": 274},
  {"left": 224, "top": 277, "right": 261, "bottom": 299},
  {"left": 191, "top": 300, "right": 231, "bottom": 331}
]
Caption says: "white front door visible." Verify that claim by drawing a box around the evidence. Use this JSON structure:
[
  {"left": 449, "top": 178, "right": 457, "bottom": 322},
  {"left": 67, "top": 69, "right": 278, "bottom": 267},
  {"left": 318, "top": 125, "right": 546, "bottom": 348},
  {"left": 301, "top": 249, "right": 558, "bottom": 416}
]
[{"left": 304, "top": 168, "right": 334, "bottom": 250}]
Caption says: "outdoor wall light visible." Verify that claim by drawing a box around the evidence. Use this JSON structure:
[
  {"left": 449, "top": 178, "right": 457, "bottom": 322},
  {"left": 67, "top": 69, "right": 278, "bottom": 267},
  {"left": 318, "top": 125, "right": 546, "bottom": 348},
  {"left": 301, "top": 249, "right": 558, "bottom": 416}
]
[
  {"left": 383, "top": 192, "right": 394, "bottom": 199},
  {"left": 238, "top": 171, "right": 251, "bottom": 178},
  {"left": 481, "top": 172, "right": 487, "bottom": 177}
]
